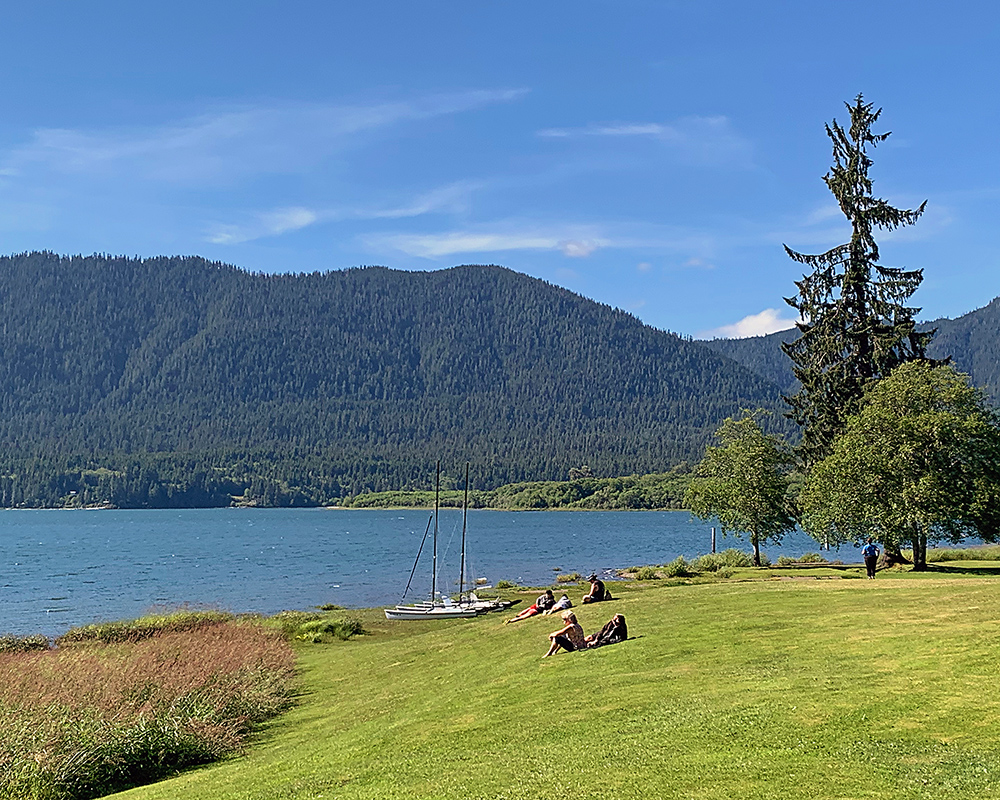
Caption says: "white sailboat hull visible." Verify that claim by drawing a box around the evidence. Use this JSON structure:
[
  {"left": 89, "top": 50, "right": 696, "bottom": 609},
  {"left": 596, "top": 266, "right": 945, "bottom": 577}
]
[
  {"left": 462, "top": 592, "right": 510, "bottom": 613},
  {"left": 384, "top": 604, "right": 480, "bottom": 620}
]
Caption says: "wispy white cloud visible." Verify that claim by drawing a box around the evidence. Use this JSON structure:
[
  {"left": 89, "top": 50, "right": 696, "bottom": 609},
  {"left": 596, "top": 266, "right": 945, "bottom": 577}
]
[
  {"left": 367, "top": 226, "right": 611, "bottom": 259},
  {"left": 682, "top": 256, "right": 715, "bottom": 270},
  {"left": 804, "top": 203, "right": 843, "bottom": 225},
  {"left": 2, "top": 90, "right": 529, "bottom": 187},
  {"left": 208, "top": 207, "right": 319, "bottom": 245},
  {"left": 775, "top": 194, "right": 948, "bottom": 254},
  {"left": 361, "top": 214, "right": 740, "bottom": 270},
  {"left": 539, "top": 123, "right": 666, "bottom": 138},
  {"left": 699, "top": 308, "right": 799, "bottom": 340},
  {"left": 205, "top": 181, "right": 481, "bottom": 245},
  {"left": 360, "top": 181, "right": 479, "bottom": 220},
  {"left": 537, "top": 115, "right": 752, "bottom": 166},
  {"left": 770, "top": 200, "right": 851, "bottom": 252},
  {"left": 878, "top": 200, "right": 951, "bottom": 243}
]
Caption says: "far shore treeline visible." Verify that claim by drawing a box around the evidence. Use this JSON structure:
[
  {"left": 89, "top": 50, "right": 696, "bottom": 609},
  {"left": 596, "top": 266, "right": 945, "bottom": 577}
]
[
  {"left": 0, "top": 459, "right": 693, "bottom": 511},
  {"left": 0, "top": 251, "right": 789, "bottom": 509}
]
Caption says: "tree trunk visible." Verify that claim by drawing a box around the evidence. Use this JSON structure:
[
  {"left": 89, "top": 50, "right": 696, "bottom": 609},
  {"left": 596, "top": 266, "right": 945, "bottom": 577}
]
[
  {"left": 911, "top": 525, "right": 928, "bottom": 571},
  {"left": 882, "top": 542, "right": 909, "bottom": 567},
  {"left": 752, "top": 534, "right": 761, "bottom": 567}
]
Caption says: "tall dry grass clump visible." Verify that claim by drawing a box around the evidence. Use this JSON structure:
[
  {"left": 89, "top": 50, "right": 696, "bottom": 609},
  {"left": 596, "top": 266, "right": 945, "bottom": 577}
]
[{"left": 0, "top": 618, "right": 294, "bottom": 800}]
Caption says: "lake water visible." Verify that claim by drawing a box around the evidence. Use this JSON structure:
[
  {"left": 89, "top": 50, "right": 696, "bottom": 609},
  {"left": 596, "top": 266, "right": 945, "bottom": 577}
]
[{"left": 0, "top": 508, "right": 834, "bottom": 637}]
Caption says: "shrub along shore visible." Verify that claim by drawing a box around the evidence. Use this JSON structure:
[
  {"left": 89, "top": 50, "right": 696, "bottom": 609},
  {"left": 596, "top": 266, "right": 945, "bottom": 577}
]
[
  {"left": 338, "top": 467, "right": 692, "bottom": 510},
  {"left": 6, "top": 550, "right": 1000, "bottom": 799}
]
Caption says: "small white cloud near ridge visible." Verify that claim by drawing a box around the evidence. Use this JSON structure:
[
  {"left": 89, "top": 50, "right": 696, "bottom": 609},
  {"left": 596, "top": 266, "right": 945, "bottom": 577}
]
[{"left": 699, "top": 308, "right": 798, "bottom": 340}]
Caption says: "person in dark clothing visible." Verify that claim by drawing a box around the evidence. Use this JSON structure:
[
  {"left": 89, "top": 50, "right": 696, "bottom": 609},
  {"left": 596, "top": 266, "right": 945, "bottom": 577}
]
[
  {"left": 586, "top": 614, "right": 628, "bottom": 648},
  {"left": 862, "top": 538, "right": 880, "bottom": 579},
  {"left": 582, "top": 573, "right": 611, "bottom": 603}
]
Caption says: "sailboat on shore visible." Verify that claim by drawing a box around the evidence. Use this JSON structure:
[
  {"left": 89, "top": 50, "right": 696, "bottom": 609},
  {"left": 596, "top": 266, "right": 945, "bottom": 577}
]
[
  {"left": 384, "top": 462, "right": 484, "bottom": 621},
  {"left": 454, "top": 461, "right": 510, "bottom": 615}
]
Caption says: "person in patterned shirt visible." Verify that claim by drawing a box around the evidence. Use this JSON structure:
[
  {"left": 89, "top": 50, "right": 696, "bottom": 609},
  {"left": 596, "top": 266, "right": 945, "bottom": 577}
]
[{"left": 543, "top": 611, "right": 586, "bottom": 657}]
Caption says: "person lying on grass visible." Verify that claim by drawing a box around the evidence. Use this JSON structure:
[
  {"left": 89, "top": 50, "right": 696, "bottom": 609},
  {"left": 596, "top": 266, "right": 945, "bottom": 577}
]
[
  {"left": 543, "top": 611, "right": 586, "bottom": 657},
  {"left": 505, "top": 589, "right": 555, "bottom": 624},
  {"left": 542, "top": 593, "right": 572, "bottom": 614},
  {"left": 585, "top": 613, "right": 627, "bottom": 648}
]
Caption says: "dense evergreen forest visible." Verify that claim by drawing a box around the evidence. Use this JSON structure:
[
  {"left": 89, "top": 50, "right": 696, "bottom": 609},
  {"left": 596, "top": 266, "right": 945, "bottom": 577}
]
[
  {"left": 704, "top": 297, "right": 1000, "bottom": 404},
  {"left": 0, "top": 252, "right": 791, "bottom": 508}
]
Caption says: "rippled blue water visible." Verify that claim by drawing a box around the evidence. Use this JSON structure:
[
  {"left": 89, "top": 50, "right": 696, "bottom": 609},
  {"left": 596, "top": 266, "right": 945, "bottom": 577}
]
[{"left": 0, "top": 508, "right": 833, "bottom": 637}]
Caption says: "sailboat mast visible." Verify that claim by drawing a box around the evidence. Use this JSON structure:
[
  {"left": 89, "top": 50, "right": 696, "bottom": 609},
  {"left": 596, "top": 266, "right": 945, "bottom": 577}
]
[
  {"left": 432, "top": 460, "right": 439, "bottom": 603},
  {"left": 459, "top": 461, "right": 469, "bottom": 601},
  {"left": 401, "top": 514, "right": 433, "bottom": 602}
]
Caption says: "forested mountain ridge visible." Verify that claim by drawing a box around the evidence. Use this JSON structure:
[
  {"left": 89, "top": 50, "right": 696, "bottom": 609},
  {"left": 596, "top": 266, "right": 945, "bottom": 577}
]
[
  {"left": 0, "top": 252, "right": 788, "bottom": 507},
  {"left": 701, "top": 329, "right": 798, "bottom": 394},
  {"left": 703, "top": 296, "right": 1000, "bottom": 404},
  {"left": 923, "top": 296, "right": 1000, "bottom": 401}
]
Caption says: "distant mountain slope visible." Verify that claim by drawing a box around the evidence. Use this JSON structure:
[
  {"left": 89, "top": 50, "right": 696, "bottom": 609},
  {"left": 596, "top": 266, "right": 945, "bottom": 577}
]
[
  {"left": 0, "top": 252, "right": 788, "bottom": 506},
  {"left": 698, "top": 329, "right": 799, "bottom": 395},
  {"left": 923, "top": 296, "right": 1000, "bottom": 400},
  {"left": 702, "top": 297, "right": 1000, "bottom": 403}
]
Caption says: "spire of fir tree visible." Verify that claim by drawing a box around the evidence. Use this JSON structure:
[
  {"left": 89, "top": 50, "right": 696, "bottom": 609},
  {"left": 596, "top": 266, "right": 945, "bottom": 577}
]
[{"left": 782, "top": 94, "right": 935, "bottom": 467}]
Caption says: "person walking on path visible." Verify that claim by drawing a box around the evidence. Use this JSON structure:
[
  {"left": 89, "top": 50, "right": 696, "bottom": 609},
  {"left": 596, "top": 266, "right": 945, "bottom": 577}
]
[{"left": 862, "top": 538, "right": 880, "bottom": 579}]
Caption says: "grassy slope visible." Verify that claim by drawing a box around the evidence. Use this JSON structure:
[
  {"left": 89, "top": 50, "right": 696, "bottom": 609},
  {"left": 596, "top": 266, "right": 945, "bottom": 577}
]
[{"left": 115, "top": 572, "right": 1000, "bottom": 800}]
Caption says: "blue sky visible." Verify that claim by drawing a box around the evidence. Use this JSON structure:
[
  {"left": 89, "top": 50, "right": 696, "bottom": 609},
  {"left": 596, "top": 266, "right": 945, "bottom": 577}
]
[{"left": 0, "top": 1, "right": 998, "bottom": 338}]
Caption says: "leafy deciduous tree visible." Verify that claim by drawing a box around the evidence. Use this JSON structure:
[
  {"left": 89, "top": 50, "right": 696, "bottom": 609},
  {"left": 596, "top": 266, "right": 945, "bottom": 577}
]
[
  {"left": 684, "top": 412, "right": 796, "bottom": 566},
  {"left": 799, "top": 362, "right": 1000, "bottom": 570},
  {"left": 783, "top": 95, "right": 933, "bottom": 466}
]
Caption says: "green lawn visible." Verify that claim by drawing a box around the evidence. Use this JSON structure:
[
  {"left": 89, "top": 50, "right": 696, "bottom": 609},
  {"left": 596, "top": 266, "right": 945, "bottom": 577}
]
[{"left": 114, "top": 570, "right": 1000, "bottom": 800}]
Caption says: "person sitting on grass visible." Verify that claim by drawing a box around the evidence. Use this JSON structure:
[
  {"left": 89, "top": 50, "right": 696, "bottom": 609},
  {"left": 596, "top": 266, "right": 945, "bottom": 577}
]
[
  {"left": 542, "top": 593, "right": 572, "bottom": 614},
  {"left": 543, "top": 611, "right": 586, "bottom": 657},
  {"left": 581, "top": 573, "right": 612, "bottom": 603},
  {"left": 585, "top": 613, "right": 628, "bottom": 648},
  {"left": 504, "top": 589, "right": 555, "bottom": 624}
]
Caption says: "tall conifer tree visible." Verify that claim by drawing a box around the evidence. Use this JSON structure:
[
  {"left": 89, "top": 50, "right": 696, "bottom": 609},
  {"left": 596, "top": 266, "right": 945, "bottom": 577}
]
[{"left": 783, "top": 95, "right": 934, "bottom": 466}]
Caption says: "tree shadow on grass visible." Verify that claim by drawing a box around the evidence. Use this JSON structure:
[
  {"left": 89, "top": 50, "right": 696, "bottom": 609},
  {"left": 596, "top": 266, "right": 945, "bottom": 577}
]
[{"left": 924, "top": 563, "right": 1000, "bottom": 577}]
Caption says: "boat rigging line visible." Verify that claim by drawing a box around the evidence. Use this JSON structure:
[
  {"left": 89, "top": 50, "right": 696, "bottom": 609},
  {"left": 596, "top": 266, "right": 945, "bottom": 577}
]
[{"left": 400, "top": 513, "right": 433, "bottom": 603}]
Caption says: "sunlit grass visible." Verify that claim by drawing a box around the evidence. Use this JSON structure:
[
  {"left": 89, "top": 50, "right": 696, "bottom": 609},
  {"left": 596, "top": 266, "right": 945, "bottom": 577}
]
[{"left": 112, "top": 573, "right": 1000, "bottom": 800}]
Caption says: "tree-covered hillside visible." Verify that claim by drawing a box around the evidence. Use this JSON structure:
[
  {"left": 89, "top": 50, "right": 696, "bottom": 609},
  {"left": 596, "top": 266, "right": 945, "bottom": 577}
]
[
  {"left": 703, "top": 298, "right": 1000, "bottom": 404},
  {"left": 0, "top": 252, "right": 788, "bottom": 507},
  {"left": 923, "top": 296, "right": 1000, "bottom": 401},
  {"left": 701, "top": 329, "right": 799, "bottom": 394}
]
